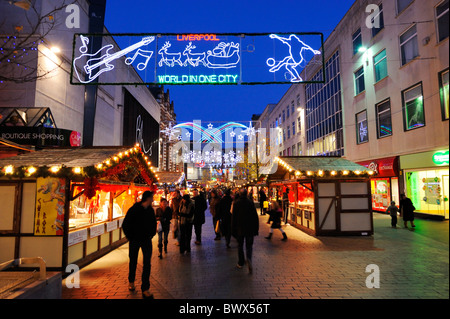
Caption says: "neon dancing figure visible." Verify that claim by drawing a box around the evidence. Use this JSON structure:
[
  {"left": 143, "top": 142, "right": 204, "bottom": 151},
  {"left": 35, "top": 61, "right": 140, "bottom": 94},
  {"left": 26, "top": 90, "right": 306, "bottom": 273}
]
[{"left": 266, "top": 34, "right": 321, "bottom": 82}]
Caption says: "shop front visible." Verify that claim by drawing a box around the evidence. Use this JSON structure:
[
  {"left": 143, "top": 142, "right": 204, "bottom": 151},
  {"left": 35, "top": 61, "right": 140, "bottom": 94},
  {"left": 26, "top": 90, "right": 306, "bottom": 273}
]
[
  {"left": 400, "top": 149, "right": 449, "bottom": 220},
  {"left": 357, "top": 156, "right": 400, "bottom": 212},
  {"left": 0, "top": 145, "right": 159, "bottom": 270},
  {"left": 267, "top": 156, "right": 374, "bottom": 236}
]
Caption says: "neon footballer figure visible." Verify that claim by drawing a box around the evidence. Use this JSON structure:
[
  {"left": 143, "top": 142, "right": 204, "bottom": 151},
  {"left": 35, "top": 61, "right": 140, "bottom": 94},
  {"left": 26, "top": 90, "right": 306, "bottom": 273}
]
[{"left": 267, "top": 34, "right": 321, "bottom": 82}]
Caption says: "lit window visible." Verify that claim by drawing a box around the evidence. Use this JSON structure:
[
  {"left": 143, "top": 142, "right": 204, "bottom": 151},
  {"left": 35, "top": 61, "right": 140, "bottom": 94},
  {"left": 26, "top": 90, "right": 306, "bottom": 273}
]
[
  {"left": 356, "top": 110, "right": 369, "bottom": 144},
  {"left": 376, "top": 99, "right": 392, "bottom": 138},
  {"left": 436, "top": 0, "right": 449, "bottom": 42},
  {"left": 354, "top": 66, "right": 365, "bottom": 95},
  {"left": 352, "top": 28, "right": 362, "bottom": 55},
  {"left": 439, "top": 69, "right": 449, "bottom": 120},
  {"left": 402, "top": 83, "right": 425, "bottom": 130},
  {"left": 400, "top": 25, "right": 419, "bottom": 66},
  {"left": 374, "top": 49, "right": 388, "bottom": 82}
]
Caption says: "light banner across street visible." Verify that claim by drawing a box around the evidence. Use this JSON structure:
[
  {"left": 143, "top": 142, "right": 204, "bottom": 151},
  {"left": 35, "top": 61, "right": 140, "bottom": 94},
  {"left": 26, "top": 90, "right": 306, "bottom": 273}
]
[{"left": 70, "top": 32, "right": 324, "bottom": 85}]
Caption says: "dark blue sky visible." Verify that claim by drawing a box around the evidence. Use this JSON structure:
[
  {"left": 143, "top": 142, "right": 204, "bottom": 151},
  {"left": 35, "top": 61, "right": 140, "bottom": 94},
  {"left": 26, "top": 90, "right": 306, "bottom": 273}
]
[{"left": 104, "top": 0, "right": 355, "bottom": 123}]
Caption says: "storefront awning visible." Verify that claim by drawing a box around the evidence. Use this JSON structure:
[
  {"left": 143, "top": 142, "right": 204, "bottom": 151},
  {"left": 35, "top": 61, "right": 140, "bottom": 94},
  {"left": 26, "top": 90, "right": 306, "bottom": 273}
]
[
  {"left": 155, "top": 171, "right": 185, "bottom": 186},
  {"left": 0, "top": 145, "right": 159, "bottom": 187},
  {"left": 269, "top": 156, "right": 375, "bottom": 180}
]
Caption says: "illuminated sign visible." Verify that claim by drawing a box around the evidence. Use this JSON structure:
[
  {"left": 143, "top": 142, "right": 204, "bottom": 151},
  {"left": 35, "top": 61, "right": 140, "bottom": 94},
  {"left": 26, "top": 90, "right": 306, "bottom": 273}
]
[
  {"left": 432, "top": 150, "right": 449, "bottom": 166},
  {"left": 71, "top": 33, "right": 324, "bottom": 85}
]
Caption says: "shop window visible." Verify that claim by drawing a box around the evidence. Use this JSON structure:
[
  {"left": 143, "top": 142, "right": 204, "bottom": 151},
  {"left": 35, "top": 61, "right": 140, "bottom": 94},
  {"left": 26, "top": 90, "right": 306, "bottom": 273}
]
[
  {"left": 436, "top": 0, "right": 449, "bottom": 42},
  {"left": 439, "top": 69, "right": 449, "bottom": 120},
  {"left": 376, "top": 99, "right": 392, "bottom": 138},
  {"left": 397, "top": 0, "right": 414, "bottom": 15},
  {"left": 354, "top": 66, "right": 365, "bottom": 95},
  {"left": 400, "top": 24, "right": 419, "bottom": 66},
  {"left": 402, "top": 83, "right": 425, "bottom": 130},
  {"left": 405, "top": 169, "right": 449, "bottom": 218},
  {"left": 371, "top": 3, "right": 385, "bottom": 37},
  {"left": 352, "top": 28, "right": 362, "bottom": 55},
  {"left": 374, "top": 49, "right": 388, "bottom": 82},
  {"left": 356, "top": 110, "right": 369, "bottom": 144}
]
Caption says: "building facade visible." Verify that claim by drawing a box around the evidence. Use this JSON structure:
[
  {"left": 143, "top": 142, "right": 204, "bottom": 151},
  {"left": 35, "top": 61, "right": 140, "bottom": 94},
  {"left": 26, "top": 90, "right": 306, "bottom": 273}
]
[
  {"left": 0, "top": 0, "right": 161, "bottom": 167},
  {"left": 254, "top": 0, "right": 449, "bottom": 219}
]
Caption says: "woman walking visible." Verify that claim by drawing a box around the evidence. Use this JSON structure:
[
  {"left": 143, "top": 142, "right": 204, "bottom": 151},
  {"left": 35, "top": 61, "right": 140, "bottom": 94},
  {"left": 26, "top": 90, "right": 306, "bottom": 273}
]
[
  {"left": 400, "top": 194, "right": 416, "bottom": 228},
  {"left": 265, "top": 201, "right": 287, "bottom": 241},
  {"left": 155, "top": 198, "right": 172, "bottom": 258}
]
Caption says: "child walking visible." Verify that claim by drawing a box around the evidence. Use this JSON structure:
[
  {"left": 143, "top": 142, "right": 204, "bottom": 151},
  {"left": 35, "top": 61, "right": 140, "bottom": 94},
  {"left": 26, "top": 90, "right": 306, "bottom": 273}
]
[
  {"left": 265, "top": 201, "right": 287, "bottom": 241},
  {"left": 386, "top": 201, "right": 399, "bottom": 228}
]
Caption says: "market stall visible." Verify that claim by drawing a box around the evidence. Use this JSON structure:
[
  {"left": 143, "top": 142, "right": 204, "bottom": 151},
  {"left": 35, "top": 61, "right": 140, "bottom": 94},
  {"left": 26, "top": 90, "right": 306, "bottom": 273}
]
[
  {"left": 0, "top": 145, "right": 159, "bottom": 270},
  {"left": 267, "top": 156, "right": 375, "bottom": 236}
]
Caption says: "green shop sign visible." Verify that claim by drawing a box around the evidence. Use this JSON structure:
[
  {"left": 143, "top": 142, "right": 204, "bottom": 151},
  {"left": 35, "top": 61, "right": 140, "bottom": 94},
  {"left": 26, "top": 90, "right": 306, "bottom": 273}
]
[{"left": 432, "top": 150, "right": 449, "bottom": 166}]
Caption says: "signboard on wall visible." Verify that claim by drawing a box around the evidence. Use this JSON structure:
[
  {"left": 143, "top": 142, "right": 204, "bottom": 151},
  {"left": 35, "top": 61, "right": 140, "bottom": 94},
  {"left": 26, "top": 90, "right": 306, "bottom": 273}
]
[
  {"left": 71, "top": 32, "right": 324, "bottom": 85},
  {"left": 34, "top": 177, "right": 66, "bottom": 236},
  {"left": 1, "top": 127, "right": 81, "bottom": 147}
]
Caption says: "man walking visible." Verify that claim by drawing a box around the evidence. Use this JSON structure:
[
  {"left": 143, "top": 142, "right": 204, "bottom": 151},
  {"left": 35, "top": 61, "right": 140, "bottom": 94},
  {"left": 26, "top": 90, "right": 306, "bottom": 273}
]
[
  {"left": 232, "top": 188, "right": 259, "bottom": 274},
  {"left": 122, "top": 191, "right": 156, "bottom": 299},
  {"left": 192, "top": 189, "right": 207, "bottom": 245}
]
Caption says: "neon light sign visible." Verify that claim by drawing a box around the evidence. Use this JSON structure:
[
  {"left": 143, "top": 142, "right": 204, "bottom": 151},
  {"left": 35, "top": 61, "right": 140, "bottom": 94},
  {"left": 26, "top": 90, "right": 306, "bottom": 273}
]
[
  {"left": 266, "top": 34, "right": 321, "bottom": 83},
  {"left": 432, "top": 150, "right": 449, "bottom": 166},
  {"left": 71, "top": 33, "right": 324, "bottom": 85}
]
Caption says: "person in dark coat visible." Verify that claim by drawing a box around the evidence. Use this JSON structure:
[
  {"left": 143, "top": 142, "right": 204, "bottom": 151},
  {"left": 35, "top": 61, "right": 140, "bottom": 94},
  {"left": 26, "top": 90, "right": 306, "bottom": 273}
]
[
  {"left": 155, "top": 198, "right": 172, "bottom": 258},
  {"left": 178, "top": 194, "right": 195, "bottom": 254},
  {"left": 265, "top": 200, "right": 287, "bottom": 241},
  {"left": 122, "top": 191, "right": 156, "bottom": 299},
  {"left": 232, "top": 188, "right": 259, "bottom": 274},
  {"left": 218, "top": 189, "right": 233, "bottom": 248},
  {"left": 282, "top": 189, "right": 289, "bottom": 224},
  {"left": 259, "top": 188, "right": 268, "bottom": 215},
  {"left": 400, "top": 194, "right": 416, "bottom": 228},
  {"left": 170, "top": 190, "right": 182, "bottom": 244},
  {"left": 209, "top": 189, "right": 222, "bottom": 240},
  {"left": 192, "top": 189, "right": 207, "bottom": 245}
]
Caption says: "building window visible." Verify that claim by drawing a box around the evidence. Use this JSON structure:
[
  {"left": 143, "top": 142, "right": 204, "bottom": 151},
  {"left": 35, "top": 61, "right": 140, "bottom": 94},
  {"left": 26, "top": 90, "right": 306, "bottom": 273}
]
[
  {"left": 292, "top": 144, "right": 296, "bottom": 156},
  {"left": 292, "top": 121, "right": 296, "bottom": 135},
  {"left": 297, "top": 117, "right": 301, "bottom": 133},
  {"left": 402, "top": 83, "right": 425, "bottom": 130},
  {"left": 291, "top": 101, "right": 295, "bottom": 114},
  {"left": 354, "top": 66, "right": 365, "bottom": 95},
  {"left": 400, "top": 24, "right": 419, "bottom": 66},
  {"left": 352, "top": 28, "right": 362, "bottom": 55},
  {"left": 397, "top": 0, "right": 414, "bottom": 15},
  {"left": 376, "top": 99, "right": 392, "bottom": 138},
  {"left": 439, "top": 69, "right": 449, "bottom": 120},
  {"left": 374, "top": 49, "right": 388, "bottom": 82},
  {"left": 286, "top": 106, "right": 290, "bottom": 118},
  {"left": 287, "top": 125, "right": 291, "bottom": 139},
  {"left": 356, "top": 110, "right": 369, "bottom": 144},
  {"left": 436, "top": 0, "right": 449, "bottom": 42},
  {"left": 371, "top": 3, "right": 385, "bottom": 37}
]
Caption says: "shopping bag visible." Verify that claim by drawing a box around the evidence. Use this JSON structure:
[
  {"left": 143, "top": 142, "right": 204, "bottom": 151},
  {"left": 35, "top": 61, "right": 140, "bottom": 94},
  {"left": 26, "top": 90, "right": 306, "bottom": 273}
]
[
  {"left": 215, "top": 220, "right": 221, "bottom": 234},
  {"left": 157, "top": 221, "right": 162, "bottom": 233}
]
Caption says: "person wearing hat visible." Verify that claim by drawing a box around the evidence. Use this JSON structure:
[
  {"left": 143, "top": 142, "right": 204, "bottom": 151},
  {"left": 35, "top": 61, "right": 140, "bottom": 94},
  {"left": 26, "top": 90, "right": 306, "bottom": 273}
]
[{"left": 122, "top": 191, "right": 156, "bottom": 299}]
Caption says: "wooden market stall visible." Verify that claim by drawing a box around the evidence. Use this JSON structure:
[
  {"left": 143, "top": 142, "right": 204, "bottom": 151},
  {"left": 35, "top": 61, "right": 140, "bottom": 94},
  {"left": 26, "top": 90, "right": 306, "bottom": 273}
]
[
  {"left": 0, "top": 145, "right": 159, "bottom": 270},
  {"left": 267, "top": 156, "right": 376, "bottom": 236}
]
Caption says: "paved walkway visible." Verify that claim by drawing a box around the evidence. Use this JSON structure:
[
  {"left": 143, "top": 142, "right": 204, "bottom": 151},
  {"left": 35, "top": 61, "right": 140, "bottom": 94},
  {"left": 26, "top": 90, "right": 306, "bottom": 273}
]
[{"left": 62, "top": 209, "right": 449, "bottom": 300}]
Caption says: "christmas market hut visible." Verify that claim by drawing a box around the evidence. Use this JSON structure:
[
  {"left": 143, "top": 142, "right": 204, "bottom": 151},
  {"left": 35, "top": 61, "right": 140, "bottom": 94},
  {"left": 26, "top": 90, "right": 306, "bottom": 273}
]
[
  {"left": 0, "top": 145, "right": 159, "bottom": 270},
  {"left": 267, "top": 156, "right": 375, "bottom": 236}
]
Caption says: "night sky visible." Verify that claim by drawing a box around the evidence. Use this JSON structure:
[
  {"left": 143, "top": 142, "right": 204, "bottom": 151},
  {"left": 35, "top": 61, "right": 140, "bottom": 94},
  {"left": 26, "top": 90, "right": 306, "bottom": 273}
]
[{"left": 104, "top": 0, "right": 355, "bottom": 123}]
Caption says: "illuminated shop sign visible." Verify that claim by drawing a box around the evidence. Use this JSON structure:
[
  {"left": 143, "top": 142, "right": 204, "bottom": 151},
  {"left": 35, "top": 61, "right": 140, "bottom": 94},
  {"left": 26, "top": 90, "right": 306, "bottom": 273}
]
[
  {"left": 71, "top": 32, "right": 324, "bottom": 85},
  {"left": 432, "top": 150, "right": 449, "bottom": 166}
]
